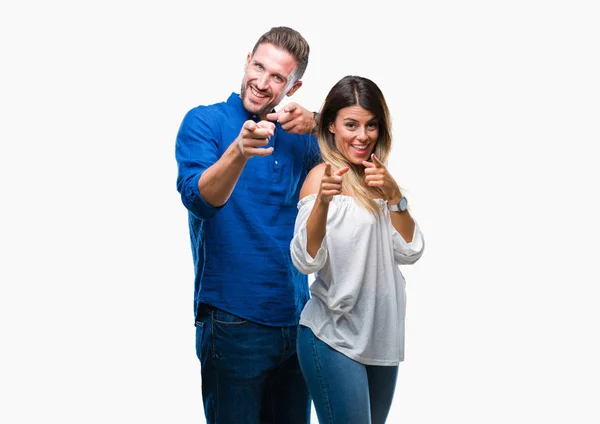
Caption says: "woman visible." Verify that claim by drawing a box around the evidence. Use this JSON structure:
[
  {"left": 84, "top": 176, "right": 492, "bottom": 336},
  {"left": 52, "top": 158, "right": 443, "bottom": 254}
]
[{"left": 290, "top": 75, "right": 425, "bottom": 423}]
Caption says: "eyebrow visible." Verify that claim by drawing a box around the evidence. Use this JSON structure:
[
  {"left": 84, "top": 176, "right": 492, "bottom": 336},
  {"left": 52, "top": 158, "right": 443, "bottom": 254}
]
[{"left": 342, "top": 116, "right": 376, "bottom": 123}]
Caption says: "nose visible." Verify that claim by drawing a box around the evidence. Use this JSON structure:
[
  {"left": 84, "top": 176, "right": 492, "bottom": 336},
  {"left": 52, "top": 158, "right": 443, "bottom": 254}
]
[
  {"left": 256, "top": 74, "right": 269, "bottom": 91},
  {"left": 356, "top": 127, "right": 368, "bottom": 142}
]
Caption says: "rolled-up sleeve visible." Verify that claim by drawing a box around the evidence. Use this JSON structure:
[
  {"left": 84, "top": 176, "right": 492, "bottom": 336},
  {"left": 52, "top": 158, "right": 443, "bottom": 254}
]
[
  {"left": 392, "top": 221, "right": 425, "bottom": 265},
  {"left": 290, "top": 196, "right": 328, "bottom": 274},
  {"left": 175, "top": 108, "right": 223, "bottom": 220}
]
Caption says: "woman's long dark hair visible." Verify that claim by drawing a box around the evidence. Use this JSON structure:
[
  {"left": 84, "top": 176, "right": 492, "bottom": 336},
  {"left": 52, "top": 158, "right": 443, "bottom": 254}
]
[{"left": 316, "top": 75, "right": 393, "bottom": 215}]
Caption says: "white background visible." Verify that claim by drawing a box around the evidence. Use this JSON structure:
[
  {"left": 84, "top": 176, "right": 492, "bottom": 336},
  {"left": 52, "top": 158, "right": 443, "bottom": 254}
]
[{"left": 1, "top": 0, "right": 599, "bottom": 422}]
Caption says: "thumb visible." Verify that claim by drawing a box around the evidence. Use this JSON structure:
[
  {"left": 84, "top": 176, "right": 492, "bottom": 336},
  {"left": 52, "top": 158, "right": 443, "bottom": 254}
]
[
  {"left": 324, "top": 162, "right": 332, "bottom": 177},
  {"left": 257, "top": 120, "right": 275, "bottom": 132},
  {"left": 371, "top": 153, "right": 384, "bottom": 167},
  {"left": 335, "top": 165, "right": 351, "bottom": 177},
  {"left": 244, "top": 120, "right": 257, "bottom": 132},
  {"left": 362, "top": 159, "right": 375, "bottom": 168},
  {"left": 265, "top": 111, "right": 280, "bottom": 122}
]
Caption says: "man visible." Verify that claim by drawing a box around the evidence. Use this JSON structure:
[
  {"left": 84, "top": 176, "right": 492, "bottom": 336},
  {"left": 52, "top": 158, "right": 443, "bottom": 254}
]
[{"left": 175, "top": 27, "right": 320, "bottom": 423}]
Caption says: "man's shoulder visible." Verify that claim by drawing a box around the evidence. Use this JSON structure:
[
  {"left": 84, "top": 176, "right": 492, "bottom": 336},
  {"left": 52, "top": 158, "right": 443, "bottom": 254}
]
[
  {"left": 181, "top": 99, "right": 232, "bottom": 130},
  {"left": 187, "top": 98, "right": 229, "bottom": 115},
  {"left": 185, "top": 93, "right": 242, "bottom": 120}
]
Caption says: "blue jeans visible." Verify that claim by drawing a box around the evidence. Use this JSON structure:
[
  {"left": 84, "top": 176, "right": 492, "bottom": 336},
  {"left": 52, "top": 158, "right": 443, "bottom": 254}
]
[
  {"left": 297, "top": 325, "right": 398, "bottom": 424},
  {"left": 195, "top": 303, "right": 310, "bottom": 424}
]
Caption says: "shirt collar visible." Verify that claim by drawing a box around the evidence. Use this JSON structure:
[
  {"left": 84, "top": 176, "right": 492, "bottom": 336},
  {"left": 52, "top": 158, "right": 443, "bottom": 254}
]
[{"left": 227, "top": 92, "right": 277, "bottom": 123}]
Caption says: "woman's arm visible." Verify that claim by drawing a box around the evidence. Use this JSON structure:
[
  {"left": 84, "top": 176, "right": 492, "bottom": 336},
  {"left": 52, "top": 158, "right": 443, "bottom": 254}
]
[{"left": 303, "top": 163, "right": 349, "bottom": 257}]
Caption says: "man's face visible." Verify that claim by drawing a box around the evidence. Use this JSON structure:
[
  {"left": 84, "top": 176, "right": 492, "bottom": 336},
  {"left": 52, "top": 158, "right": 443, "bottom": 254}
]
[{"left": 240, "top": 43, "right": 301, "bottom": 117}]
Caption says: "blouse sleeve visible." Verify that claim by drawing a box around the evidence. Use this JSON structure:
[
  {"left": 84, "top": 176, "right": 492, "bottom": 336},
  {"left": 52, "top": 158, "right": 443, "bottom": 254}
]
[
  {"left": 290, "top": 195, "right": 328, "bottom": 275},
  {"left": 392, "top": 220, "right": 425, "bottom": 265}
]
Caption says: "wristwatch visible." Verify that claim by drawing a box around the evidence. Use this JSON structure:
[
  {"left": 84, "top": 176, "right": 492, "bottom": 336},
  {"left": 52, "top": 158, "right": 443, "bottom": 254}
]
[{"left": 387, "top": 196, "right": 408, "bottom": 212}]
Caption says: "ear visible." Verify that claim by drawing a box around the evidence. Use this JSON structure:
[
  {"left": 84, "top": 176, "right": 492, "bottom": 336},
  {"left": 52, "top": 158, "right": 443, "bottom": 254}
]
[
  {"left": 285, "top": 80, "right": 303, "bottom": 97},
  {"left": 328, "top": 122, "right": 335, "bottom": 134},
  {"left": 245, "top": 52, "right": 252, "bottom": 69}
]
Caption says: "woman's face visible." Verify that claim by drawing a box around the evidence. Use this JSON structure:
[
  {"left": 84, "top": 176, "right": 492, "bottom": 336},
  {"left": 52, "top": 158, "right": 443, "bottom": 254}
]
[{"left": 329, "top": 105, "right": 379, "bottom": 165}]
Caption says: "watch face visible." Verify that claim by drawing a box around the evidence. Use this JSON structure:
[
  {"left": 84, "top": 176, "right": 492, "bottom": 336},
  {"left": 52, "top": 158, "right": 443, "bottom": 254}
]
[{"left": 399, "top": 197, "right": 408, "bottom": 211}]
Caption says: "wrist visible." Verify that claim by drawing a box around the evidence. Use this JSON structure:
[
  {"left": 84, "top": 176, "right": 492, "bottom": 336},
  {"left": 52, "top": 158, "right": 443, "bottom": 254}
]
[
  {"left": 387, "top": 196, "right": 408, "bottom": 212},
  {"left": 387, "top": 191, "right": 402, "bottom": 205},
  {"left": 229, "top": 137, "right": 249, "bottom": 161},
  {"left": 315, "top": 194, "right": 331, "bottom": 207}
]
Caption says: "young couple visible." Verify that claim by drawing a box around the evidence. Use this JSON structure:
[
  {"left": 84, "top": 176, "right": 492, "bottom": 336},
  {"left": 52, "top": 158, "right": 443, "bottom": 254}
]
[{"left": 175, "top": 26, "right": 424, "bottom": 424}]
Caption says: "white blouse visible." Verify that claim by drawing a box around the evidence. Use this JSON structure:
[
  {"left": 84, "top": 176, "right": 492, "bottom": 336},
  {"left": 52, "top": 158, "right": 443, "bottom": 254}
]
[{"left": 291, "top": 194, "right": 424, "bottom": 365}]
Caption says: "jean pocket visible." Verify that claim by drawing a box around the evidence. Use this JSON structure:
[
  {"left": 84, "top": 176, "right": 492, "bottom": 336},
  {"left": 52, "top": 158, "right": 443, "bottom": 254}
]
[
  {"left": 212, "top": 308, "right": 248, "bottom": 326},
  {"left": 195, "top": 321, "right": 205, "bottom": 361}
]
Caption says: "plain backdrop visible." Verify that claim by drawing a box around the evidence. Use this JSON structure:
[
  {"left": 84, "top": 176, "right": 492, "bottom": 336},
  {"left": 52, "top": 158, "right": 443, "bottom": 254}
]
[{"left": 1, "top": 0, "right": 599, "bottom": 423}]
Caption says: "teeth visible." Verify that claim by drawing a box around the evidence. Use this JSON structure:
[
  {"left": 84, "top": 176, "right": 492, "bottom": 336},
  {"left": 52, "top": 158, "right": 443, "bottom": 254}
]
[
  {"left": 353, "top": 145, "right": 367, "bottom": 149},
  {"left": 250, "top": 86, "right": 268, "bottom": 98}
]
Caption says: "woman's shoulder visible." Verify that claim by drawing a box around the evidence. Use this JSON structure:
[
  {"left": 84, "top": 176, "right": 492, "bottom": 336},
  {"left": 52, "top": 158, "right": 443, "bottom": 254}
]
[
  {"left": 308, "top": 162, "right": 327, "bottom": 176},
  {"left": 300, "top": 162, "right": 327, "bottom": 199}
]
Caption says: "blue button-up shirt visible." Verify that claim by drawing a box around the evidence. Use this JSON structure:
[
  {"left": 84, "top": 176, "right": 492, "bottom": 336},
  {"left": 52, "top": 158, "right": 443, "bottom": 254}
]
[{"left": 176, "top": 93, "right": 321, "bottom": 326}]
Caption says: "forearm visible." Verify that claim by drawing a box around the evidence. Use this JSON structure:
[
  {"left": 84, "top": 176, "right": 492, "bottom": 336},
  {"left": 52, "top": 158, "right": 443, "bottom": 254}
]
[
  {"left": 389, "top": 209, "right": 416, "bottom": 242},
  {"left": 305, "top": 199, "right": 329, "bottom": 258},
  {"left": 198, "top": 141, "right": 248, "bottom": 207}
]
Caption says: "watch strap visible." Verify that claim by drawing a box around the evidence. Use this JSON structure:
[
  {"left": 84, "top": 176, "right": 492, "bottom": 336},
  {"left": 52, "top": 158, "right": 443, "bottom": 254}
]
[{"left": 387, "top": 196, "right": 407, "bottom": 212}]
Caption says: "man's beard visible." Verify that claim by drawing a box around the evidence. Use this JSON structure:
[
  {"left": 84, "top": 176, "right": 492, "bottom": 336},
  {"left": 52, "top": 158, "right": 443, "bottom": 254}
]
[{"left": 240, "top": 83, "right": 282, "bottom": 116}]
